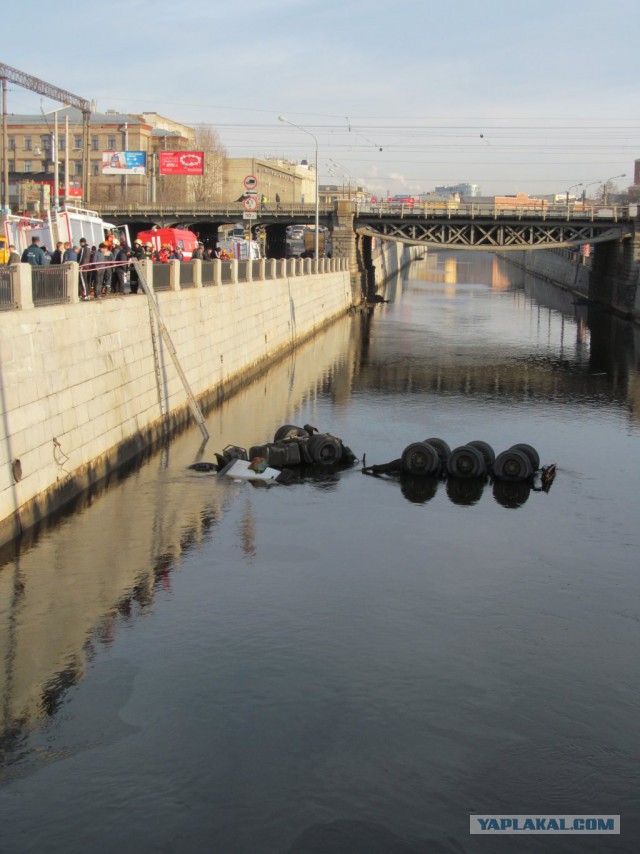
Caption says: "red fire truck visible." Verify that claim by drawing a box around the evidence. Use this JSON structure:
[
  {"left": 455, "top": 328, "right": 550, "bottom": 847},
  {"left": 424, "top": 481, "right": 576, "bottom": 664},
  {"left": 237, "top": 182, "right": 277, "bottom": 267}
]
[{"left": 136, "top": 228, "right": 199, "bottom": 259}]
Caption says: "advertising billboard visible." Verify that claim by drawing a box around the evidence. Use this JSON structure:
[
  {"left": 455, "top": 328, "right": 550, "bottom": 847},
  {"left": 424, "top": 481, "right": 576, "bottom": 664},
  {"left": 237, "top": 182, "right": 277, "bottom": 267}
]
[
  {"left": 159, "top": 151, "right": 204, "bottom": 176},
  {"left": 102, "top": 151, "right": 147, "bottom": 175}
]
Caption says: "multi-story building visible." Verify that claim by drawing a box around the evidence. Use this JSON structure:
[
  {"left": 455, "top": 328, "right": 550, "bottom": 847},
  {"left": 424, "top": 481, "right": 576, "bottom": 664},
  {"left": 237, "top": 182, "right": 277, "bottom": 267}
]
[
  {"left": 221, "top": 157, "right": 316, "bottom": 206},
  {"left": 319, "top": 184, "right": 368, "bottom": 204},
  {"left": 3, "top": 107, "right": 196, "bottom": 208},
  {"left": 435, "top": 183, "right": 480, "bottom": 198}
]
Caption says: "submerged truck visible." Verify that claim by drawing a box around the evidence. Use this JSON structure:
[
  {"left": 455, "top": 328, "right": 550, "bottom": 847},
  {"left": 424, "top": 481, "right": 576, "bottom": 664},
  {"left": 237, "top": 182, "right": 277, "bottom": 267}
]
[{"left": 3, "top": 207, "right": 130, "bottom": 253}]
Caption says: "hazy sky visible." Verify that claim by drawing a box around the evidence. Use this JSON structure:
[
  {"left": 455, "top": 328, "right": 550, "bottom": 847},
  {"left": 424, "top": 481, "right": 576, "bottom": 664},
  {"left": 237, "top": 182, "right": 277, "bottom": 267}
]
[{"left": 4, "top": 0, "right": 638, "bottom": 198}]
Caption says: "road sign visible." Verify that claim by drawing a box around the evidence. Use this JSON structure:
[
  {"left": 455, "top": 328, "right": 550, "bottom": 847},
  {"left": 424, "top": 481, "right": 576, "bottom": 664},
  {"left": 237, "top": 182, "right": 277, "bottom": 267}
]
[
  {"left": 243, "top": 212, "right": 258, "bottom": 220},
  {"left": 244, "top": 189, "right": 257, "bottom": 196},
  {"left": 243, "top": 196, "right": 258, "bottom": 211},
  {"left": 244, "top": 175, "right": 258, "bottom": 191}
]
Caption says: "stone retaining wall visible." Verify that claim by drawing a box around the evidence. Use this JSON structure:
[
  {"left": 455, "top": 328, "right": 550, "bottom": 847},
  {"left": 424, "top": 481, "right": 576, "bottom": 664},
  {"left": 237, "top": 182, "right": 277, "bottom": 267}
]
[{"left": 0, "top": 264, "right": 352, "bottom": 545}]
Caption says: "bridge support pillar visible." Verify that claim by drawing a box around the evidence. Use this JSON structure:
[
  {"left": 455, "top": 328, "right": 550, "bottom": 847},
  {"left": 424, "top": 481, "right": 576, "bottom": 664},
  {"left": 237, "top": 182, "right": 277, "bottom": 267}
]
[
  {"left": 590, "top": 216, "right": 640, "bottom": 320},
  {"left": 331, "top": 200, "right": 361, "bottom": 303}
]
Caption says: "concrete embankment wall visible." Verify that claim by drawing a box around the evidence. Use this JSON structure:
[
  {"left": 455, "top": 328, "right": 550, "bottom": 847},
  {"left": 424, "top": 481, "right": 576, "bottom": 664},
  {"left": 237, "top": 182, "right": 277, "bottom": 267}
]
[
  {"left": 372, "top": 239, "right": 423, "bottom": 283},
  {"left": 0, "top": 268, "right": 352, "bottom": 546},
  {"left": 500, "top": 247, "right": 640, "bottom": 323},
  {"left": 498, "top": 249, "right": 591, "bottom": 298}
]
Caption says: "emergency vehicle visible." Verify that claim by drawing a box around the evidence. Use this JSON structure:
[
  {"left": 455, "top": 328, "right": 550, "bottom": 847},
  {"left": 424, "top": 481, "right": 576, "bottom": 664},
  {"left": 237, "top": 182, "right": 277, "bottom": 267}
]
[
  {"left": 4, "top": 207, "right": 129, "bottom": 254},
  {"left": 216, "top": 238, "right": 261, "bottom": 260},
  {"left": 136, "top": 228, "right": 198, "bottom": 260}
]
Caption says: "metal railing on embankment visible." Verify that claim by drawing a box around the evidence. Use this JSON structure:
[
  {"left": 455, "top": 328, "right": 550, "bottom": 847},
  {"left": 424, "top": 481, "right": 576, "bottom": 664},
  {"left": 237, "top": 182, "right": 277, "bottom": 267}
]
[
  {"left": 0, "top": 269, "right": 15, "bottom": 311},
  {"left": 0, "top": 256, "right": 349, "bottom": 312}
]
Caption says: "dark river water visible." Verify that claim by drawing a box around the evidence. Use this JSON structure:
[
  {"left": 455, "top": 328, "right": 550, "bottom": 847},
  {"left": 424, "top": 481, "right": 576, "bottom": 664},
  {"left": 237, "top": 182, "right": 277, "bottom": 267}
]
[{"left": 1, "top": 252, "right": 639, "bottom": 853}]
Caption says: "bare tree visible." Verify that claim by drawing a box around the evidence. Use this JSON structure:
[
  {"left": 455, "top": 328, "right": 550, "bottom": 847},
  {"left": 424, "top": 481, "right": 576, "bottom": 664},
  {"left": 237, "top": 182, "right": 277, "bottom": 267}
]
[{"left": 189, "top": 126, "right": 226, "bottom": 203}]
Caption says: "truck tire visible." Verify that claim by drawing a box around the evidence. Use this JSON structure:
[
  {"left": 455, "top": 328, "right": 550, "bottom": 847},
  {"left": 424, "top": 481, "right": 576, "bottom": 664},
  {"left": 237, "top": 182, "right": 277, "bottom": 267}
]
[
  {"left": 307, "top": 433, "right": 343, "bottom": 466},
  {"left": 509, "top": 443, "right": 540, "bottom": 471},
  {"left": 273, "top": 424, "right": 310, "bottom": 442},
  {"left": 446, "top": 445, "right": 487, "bottom": 479},
  {"left": 494, "top": 449, "right": 533, "bottom": 481},
  {"left": 467, "top": 440, "right": 495, "bottom": 468},
  {"left": 401, "top": 442, "right": 441, "bottom": 476},
  {"left": 423, "top": 437, "right": 451, "bottom": 466}
]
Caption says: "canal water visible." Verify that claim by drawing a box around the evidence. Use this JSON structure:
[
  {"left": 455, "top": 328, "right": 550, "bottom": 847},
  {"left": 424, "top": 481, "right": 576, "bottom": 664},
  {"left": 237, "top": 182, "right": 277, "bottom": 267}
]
[{"left": 1, "top": 252, "right": 638, "bottom": 853}]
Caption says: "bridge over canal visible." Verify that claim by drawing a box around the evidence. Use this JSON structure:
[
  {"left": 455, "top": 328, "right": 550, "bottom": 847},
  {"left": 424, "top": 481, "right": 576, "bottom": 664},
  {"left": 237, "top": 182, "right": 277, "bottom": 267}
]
[{"left": 93, "top": 200, "right": 640, "bottom": 319}]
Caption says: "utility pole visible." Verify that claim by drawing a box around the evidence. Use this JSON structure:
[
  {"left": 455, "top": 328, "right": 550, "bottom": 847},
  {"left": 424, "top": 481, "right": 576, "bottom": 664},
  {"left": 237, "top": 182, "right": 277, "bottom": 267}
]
[{"left": 1, "top": 78, "right": 8, "bottom": 213}]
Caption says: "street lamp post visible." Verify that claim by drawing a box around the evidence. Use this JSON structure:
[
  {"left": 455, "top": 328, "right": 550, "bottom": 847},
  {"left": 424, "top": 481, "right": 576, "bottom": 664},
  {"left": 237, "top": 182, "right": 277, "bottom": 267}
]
[
  {"left": 278, "top": 115, "right": 319, "bottom": 261},
  {"left": 565, "top": 182, "right": 583, "bottom": 210},
  {"left": 582, "top": 179, "right": 602, "bottom": 207},
  {"left": 603, "top": 173, "right": 626, "bottom": 206},
  {"left": 329, "top": 158, "right": 355, "bottom": 202}
]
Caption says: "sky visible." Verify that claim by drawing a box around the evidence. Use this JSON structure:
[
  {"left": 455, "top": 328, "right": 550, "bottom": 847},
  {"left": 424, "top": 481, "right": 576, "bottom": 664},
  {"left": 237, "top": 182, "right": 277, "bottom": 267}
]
[{"left": 3, "top": 0, "right": 639, "bottom": 198}]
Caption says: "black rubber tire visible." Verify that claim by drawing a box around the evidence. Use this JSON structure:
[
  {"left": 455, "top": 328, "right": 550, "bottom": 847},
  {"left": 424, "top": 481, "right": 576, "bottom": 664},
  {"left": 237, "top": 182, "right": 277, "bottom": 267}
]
[
  {"left": 467, "top": 440, "right": 496, "bottom": 468},
  {"left": 307, "top": 433, "right": 343, "bottom": 466},
  {"left": 492, "top": 479, "right": 531, "bottom": 509},
  {"left": 273, "top": 424, "right": 309, "bottom": 443},
  {"left": 187, "top": 462, "right": 217, "bottom": 472},
  {"left": 401, "top": 442, "right": 441, "bottom": 476},
  {"left": 446, "top": 477, "right": 484, "bottom": 506},
  {"left": 423, "top": 437, "right": 451, "bottom": 466},
  {"left": 509, "top": 443, "right": 540, "bottom": 471},
  {"left": 446, "top": 445, "right": 487, "bottom": 479},
  {"left": 494, "top": 448, "right": 533, "bottom": 481}
]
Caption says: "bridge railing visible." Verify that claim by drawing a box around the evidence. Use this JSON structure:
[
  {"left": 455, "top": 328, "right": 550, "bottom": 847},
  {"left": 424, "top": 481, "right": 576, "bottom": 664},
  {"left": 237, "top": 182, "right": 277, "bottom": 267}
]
[
  {"left": 356, "top": 202, "right": 635, "bottom": 222},
  {"left": 93, "top": 202, "right": 333, "bottom": 218}
]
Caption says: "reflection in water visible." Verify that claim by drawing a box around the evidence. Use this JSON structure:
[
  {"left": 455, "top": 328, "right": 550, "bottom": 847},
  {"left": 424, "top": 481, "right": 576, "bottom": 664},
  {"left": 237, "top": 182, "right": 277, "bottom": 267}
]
[
  {"left": 239, "top": 496, "right": 256, "bottom": 557},
  {"left": 492, "top": 478, "right": 532, "bottom": 509},
  {"left": 445, "top": 476, "right": 485, "bottom": 506},
  {"left": 0, "top": 320, "right": 354, "bottom": 750},
  {"left": 1, "top": 249, "right": 640, "bottom": 852},
  {"left": 399, "top": 474, "right": 439, "bottom": 504}
]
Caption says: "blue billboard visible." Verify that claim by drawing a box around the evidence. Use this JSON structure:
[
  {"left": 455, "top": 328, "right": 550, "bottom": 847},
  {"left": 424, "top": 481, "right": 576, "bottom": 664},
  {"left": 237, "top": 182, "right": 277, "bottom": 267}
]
[{"left": 102, "top": 151, "right": 147, "bottom": 175}]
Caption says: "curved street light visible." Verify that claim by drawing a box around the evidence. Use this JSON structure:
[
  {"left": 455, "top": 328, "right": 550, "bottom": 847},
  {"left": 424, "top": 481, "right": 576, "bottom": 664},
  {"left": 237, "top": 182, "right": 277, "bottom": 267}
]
[
  {"left": 278, "top": 115, "right": 319, "bottom": 261},
  {"left": 565, "top": 182, "right": 583, "bottom": 208},
  {"left": 603, "top": 173, "right": 626, "bottom": 206},
  {"left": 581, "top": 179, "right": 602, "bottom": 207}
]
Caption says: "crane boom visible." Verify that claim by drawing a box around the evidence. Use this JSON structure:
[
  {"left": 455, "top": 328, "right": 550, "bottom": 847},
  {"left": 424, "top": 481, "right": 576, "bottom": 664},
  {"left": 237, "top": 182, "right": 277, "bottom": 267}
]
[
  {"left": 0, "top": 62, "right": 93, "bottom": 208},
  {"left": 0, "top": 62, "right": 91, "bottom": 112}
]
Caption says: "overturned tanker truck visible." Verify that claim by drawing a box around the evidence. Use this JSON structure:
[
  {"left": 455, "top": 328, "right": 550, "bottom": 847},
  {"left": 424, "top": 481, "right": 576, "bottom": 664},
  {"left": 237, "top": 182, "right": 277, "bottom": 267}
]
[{"left": 189, "top": 424, "right": 357, "bottom": 483}]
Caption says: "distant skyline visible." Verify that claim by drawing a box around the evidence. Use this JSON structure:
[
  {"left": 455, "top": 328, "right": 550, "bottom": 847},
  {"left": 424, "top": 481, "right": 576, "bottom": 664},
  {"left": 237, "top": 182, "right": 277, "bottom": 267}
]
[{"left": 3, "top": 0, "right": 638, "bottom": 198}]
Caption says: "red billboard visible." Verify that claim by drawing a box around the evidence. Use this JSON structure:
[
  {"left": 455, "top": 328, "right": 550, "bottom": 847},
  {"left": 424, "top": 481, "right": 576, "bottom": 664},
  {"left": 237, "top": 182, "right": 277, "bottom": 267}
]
[{"left": 159, "top": 151, "right": 204, "bottom": 176}]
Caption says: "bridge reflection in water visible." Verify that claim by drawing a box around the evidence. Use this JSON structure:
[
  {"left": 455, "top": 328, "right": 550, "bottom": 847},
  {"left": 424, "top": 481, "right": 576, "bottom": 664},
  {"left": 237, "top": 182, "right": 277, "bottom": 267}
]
[{"left": 0, "top": 250, "right": 639, "bottom": 853}]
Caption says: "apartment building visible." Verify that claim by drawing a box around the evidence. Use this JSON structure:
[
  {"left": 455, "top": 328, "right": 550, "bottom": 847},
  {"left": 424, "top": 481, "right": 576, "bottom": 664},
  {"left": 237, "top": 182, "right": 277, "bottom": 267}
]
[{"left": 4, "top": 107, "right": 196, "bottom": 206}]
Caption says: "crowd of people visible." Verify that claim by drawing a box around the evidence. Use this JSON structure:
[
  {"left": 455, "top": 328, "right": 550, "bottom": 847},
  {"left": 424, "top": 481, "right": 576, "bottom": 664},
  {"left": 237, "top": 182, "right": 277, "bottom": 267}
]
[{"left": 6, "top": 233, "right": 234, "bottom": 299}]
